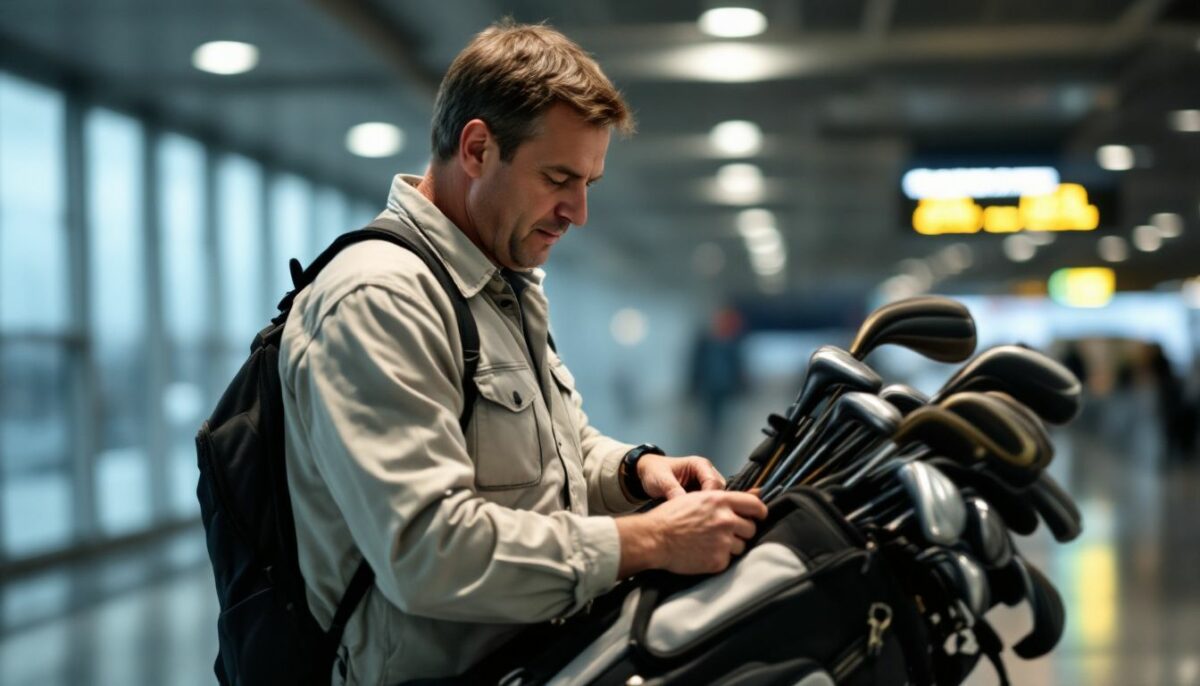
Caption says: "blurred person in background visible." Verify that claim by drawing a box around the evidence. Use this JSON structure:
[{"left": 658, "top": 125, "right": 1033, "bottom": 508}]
[
  {"left": 277, "top": 20, "right": 766, "bottom": 684},
  {"left": 688, "top": 305, "right": 748, "bottom": 460}
]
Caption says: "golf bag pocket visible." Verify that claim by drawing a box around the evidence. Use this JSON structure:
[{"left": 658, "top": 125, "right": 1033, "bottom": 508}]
[{"left": 638, "top": 542, "right": 809, "bottom": 657}]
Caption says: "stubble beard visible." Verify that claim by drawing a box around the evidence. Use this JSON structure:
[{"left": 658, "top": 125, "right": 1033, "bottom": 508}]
[{"left": 508, "top": 227, "right": 549, "bottom": 270}]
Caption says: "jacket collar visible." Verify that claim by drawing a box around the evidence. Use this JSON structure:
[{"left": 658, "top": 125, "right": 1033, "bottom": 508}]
[{"left": 386, "top": 174, "right": 551, "bottom": 298}]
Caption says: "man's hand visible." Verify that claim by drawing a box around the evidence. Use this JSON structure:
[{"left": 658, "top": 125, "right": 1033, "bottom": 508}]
[
  {"left": 614, "top": 490, "right": 768, "bottom": 577},
  {"left": 636, "top": 454, "right": 725, "bottom": 500}
]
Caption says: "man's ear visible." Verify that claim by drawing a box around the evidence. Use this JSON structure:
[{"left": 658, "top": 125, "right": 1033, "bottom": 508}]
[{"left": 458, "top": 119, "right": 491, "bottom": 179}]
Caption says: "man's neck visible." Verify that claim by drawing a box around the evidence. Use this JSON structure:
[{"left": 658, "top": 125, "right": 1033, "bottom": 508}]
[{"left": 416, "top": 166, "right": 490, "bottom": 262}]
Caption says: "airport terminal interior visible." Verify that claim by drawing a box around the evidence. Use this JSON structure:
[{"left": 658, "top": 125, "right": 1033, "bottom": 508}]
[{"left": 0, "top": 1, "right": 1198, "bottom": 684}]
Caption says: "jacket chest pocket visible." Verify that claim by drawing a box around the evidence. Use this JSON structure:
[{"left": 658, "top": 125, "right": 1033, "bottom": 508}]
[{"left": 469, "top": 366, "right": 544, "bottom": 490}]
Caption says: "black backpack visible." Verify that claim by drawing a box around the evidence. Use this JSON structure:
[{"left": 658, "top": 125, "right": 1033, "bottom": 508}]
[{"left": 196, "top": 217, "right": 481, "bottom": 685}]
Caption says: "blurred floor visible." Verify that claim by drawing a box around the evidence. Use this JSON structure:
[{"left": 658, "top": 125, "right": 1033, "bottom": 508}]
[{"left": 1, "top": 388, "right": 1197, "bottom": 685}]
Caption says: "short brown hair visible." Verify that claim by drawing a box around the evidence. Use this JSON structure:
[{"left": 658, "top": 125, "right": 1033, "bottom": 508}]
[{"left": 430, "top": 20, "right": 635, "bottom": 162}]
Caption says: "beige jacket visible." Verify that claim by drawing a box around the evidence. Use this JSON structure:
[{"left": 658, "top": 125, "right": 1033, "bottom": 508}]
[{"left": 279, "top": 174, "right": 641, "bottom": 684}]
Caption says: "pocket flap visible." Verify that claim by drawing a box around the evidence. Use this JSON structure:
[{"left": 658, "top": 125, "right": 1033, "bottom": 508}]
[
  {"left": 548, "top": 360, "right": 577, "bottom": 390},
  {"left": 474, "top": 367, "right": 538, "bottom": 412}
]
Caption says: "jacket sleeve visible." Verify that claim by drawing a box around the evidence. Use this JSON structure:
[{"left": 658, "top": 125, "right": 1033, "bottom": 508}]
[{"left": 284, "top": 276, "right": 620, "bottom": 623}]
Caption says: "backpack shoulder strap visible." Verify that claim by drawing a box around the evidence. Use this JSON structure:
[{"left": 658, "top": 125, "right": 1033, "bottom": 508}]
[
  {"left": 275, "top": 217, "right": 481, "bottom": 432},
  {"left": 274, "top": 217, "right": 482, "bottom": 650}
]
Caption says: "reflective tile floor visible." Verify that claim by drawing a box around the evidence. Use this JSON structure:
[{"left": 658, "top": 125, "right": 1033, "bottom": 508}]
[{"left": 0, "top": 391, "right": 1197, "bottom": 685}]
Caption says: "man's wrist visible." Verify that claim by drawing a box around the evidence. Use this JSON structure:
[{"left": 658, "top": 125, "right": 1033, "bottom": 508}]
[
  {"left": 621, "top": 444, "right": 664, "bottom": 501},
  {"left": 615, "top": 514, "right": 665, "bottom": 577}
]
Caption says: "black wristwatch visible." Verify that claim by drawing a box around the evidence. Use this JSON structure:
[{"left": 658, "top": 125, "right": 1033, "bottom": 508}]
[{"left": 621, "top": 443, "right": 665, "bottom": 501}]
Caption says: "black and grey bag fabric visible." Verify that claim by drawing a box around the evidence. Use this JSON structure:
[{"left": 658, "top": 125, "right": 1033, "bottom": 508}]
[
  {"left": 456, "top": 487, "right": 937, "bottom": 686},
  {"left": 196, "top": 217, "right": 481, "bottom": 685}
]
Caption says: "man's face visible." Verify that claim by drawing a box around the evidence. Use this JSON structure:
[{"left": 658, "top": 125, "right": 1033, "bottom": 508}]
[{"left": 466, "top": 103, "right": 610, "bottom": 270}]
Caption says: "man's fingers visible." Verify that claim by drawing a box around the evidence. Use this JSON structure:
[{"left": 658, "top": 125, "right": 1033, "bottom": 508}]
[
  {"left": 699, "top": 469, "right": 725, "bottom": 491},
  {"left": 725, "top": 492, "right": 770, "bottom": 520},
  {"left": 664, "top": 483, "right": 688, "bottom": 500},
  {"left": 730, "top": 537, "right": 747, "bottom": 557},
  {"left": 731, "top": 516, "right": 757, "bottom": 541}
]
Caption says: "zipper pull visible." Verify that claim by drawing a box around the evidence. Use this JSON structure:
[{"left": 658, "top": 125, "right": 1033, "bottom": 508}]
[{"left": 866, "top": 602, "right": 893, "bottom": 657}]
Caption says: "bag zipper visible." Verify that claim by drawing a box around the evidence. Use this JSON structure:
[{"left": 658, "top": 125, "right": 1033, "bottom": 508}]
[{"left": 831, "top": 602, "right": 893, "bottom": 683}]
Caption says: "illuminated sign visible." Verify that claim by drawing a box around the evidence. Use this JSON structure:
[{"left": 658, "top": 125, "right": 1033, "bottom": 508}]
[
  {"left": 902, "top": 166, "right": 1060, "bottom": 200},
  {"left": 912, "top": 183, "right": 1100, "bottom": 236},
  {"left": 1048, "top": 267, "right": 1115, "bottom": 308}
]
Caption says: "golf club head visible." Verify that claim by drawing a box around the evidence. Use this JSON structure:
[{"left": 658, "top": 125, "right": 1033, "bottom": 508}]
[
  {"left": 981, "top": 391, "right": 1056, "bottom": 471},
  {"left": 1014, "top": 561, "right": 1067, "bottom": 659},
  {"left": 892, "top": 406, "right": 983, "bottom": 460},
  {"left": 925, "top": 456, "right": 1040, "bottom": 536},
  {"left": 948, "top": 550, "right": 991, "bottom": 617},
  {"left": 789, "top": 346, "right": 883, "bottom": 422},
  {"left": 962, "top": 495, "right": 1014, "bottom": 569},
  {"left": 1028, "top": 473, "right": 1084, "bottom": 543},
  {"left": 933, "top": 345, "right": 1082, "bottom": 424},
  {"left": 779, "top": 392, "right": 903, "bottom": 489},
  {"left": 989, "top": 553, "right": 1034, "bottom": 608},
  {"left": 879, "top": 384, "right": 929, "bottom": 417},
  {"left": 848, "top": 296, "right": 977, "bottom": 363},
  {"left": 918, "top": 547, "right": 990, "bottom": 618},
  {"left": 938, "top": 392, "right": 1045, "bottom": 485},
  {"left": 896, "top": 461, "right": 967, "bottom": 546},
  {"left": 894, "top": 406, "right": 1012, "bottom": 469},
  {"left": 831, "top": 392, "right": 904, "bottom": 436}
]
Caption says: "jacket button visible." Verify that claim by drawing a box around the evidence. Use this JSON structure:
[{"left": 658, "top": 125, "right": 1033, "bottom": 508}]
[{"left": 512, "top": 390, "right": 522, "bottom": 405}]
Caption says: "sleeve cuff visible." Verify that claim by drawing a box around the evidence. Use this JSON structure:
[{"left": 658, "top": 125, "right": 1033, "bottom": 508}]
[
  {"left": 570, "top": 515, "right": 621, "bottom": 611},
  {"left": 598, "top": 441, "right": 643, "bottom": 512}
]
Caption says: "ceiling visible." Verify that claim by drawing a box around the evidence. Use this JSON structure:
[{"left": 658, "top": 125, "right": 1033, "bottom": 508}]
[{"left": 1, "top": 0, "right": 1198, "bottom": 301}]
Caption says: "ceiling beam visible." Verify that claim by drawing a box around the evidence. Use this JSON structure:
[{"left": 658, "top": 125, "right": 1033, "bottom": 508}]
[
  {"left": 580, "top": 24, "right": 1185, "bottom": 82},
  {"left": 308, "top": 0, "right": 440, "bottom": 102}
]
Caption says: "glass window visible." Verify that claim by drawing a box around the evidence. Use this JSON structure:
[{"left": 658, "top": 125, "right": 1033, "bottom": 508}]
[
  {"left": 0, "top": 344, "right": 74, "bottom": 556},
  {"left": 216, "top": 154, "right": 264, "bottom": 378},
  {"left": 313, "top": 186, "right": 347, "bottom": 249},
  {"left": 158, "top": 133, "right": 207, "bottom": 517},
  {"left": 270, "top": 173, "right": 311, "bottom": 297},
  {"left": 0, "top": 74, "right": 73, "bottom": 557},
  {"left": 85, "top": 107, "right": 151, "bottom": 537},
  {"left": 0, "top": 74, "right": 69, "bottom": 331}
]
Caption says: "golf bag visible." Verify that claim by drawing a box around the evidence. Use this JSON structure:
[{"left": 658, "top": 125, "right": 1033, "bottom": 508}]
[{"left": 459, "top": 487, "right": 939, "bottom": 686}]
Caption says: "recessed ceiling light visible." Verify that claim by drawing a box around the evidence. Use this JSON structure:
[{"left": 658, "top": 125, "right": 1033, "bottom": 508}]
[
  {"left": 192, "top": 41, "right": 259, "bottom": 75},
  {"left": 880, "top": 274, "right": 926, "bottom": 301},
  {"left": 1096, "top": 145, "right": 1134, "bottom": 171},
  {"left": 717, "top": 163, "right": 763, "bottom": 197},
  {"left": 1003, "top": 235, "right": 1036, "bottom": 262},
  {"left": 1025, "top": 231, "right": 1056, "bottom": 246},
  {"left": 610, "top": 308, "right": 648, "bottom": 347},
  {"left": 710, "top": 120, "right": 763, "bottom": 156},
  {"left": 699, "top": 7, "right": 768, "bottom": 38},
  {"left": 938, "top": 243, "right": 974, "bottom": 273},
  {"left": 1169, "top": 109, "right": 1200, "bottom": 133},
  {"left": 346, "top": 122, "right": 405, "bottom": 158},
  {"left": 1132, "top": 224, "right": 1163, "bottom": 252},
  {"left": 1151, "top": 212, "right": 1183, "bottom": 238},
  {"left": 1097, "top": 235, "right": 1129, "bottom": 262}
]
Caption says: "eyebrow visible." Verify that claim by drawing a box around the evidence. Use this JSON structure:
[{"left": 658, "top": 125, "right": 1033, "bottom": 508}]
[{"left": 545, "top": 164, "right": 603, "bottom": 184}]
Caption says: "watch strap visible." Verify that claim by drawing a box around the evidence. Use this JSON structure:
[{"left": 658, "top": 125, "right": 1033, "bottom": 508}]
[{"left": 622, "top": 444, "right": 664, "bottom": 501}]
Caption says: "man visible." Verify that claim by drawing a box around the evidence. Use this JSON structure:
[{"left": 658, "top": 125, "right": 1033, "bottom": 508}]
[{"left": 279, "top": 20, "right": 767, "bottom": 684}]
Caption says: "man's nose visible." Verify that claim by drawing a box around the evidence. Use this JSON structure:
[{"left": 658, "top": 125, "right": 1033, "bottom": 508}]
[{"left": 556, "top": 185, "right": 588, "bottom": 228}]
